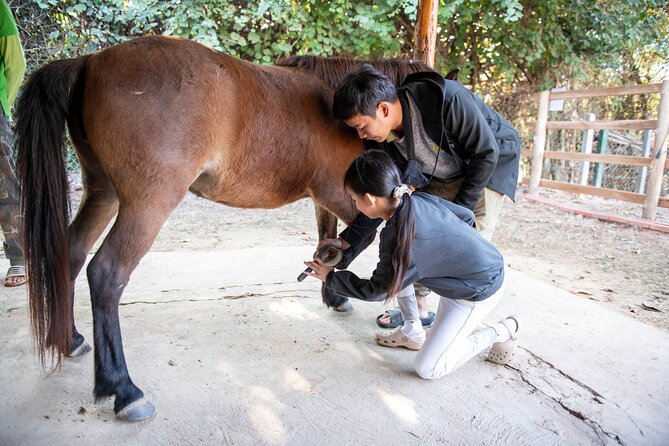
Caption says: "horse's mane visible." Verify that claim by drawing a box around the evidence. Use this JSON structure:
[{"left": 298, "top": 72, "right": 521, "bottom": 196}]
[{"left": 276, "top": 55, "right": 433, "bottom": 89}]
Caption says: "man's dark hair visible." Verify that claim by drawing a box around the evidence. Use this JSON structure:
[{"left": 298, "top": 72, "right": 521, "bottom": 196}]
[{"left": 333, "top": 64, "right": 398, "bottom": 120}]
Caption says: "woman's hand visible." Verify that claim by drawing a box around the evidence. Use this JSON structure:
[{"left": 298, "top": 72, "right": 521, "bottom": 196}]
[
  {"left": 303, "top": 258, "right": 333, "bottom": 282},
  {"left": 317, "top": 237, "right": 351, "bottom": 251}
]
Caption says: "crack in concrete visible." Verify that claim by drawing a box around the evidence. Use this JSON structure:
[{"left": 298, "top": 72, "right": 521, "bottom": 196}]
[
  {"left": 506, "top": 362, "right": 614, "bottom": 445},
  {"left": 521, "top": 347, "right": 644, "bottom": 438},
  {"left": 119, "top": 288, "right": 314, "bottom": 306},
  {"left": 505, "top": 346, "right": 645, "bottom": 445}
]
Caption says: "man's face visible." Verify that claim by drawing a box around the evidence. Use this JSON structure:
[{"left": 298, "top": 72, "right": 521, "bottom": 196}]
[{"left": 344, "top": 103, "right": 394, "bottom": 142}]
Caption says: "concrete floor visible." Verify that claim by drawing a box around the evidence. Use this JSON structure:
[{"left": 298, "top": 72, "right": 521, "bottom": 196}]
[{"left": 1, "top": 247, "right": 667, "bottom": 445}]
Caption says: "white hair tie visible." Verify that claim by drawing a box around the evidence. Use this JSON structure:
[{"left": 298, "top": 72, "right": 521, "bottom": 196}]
[{"left": 392, "top": 184, "right": 412, "bottom": 199}]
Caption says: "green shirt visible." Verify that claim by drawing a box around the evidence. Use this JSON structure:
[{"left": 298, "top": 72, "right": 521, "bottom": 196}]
[{"left": 0, "top": 0, "right": 25, "bottom": 117}]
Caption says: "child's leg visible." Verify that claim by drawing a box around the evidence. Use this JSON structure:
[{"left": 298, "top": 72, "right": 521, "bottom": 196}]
[
  {"left": 396, "top": 285, "right": 426, "bottom": 341},
  {"left": 414, "top": 283, "right": 505, "bottom": 379}
]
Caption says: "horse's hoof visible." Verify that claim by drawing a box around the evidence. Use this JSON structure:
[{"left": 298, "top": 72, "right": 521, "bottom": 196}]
[
  {"left": 333, "top": 301, "right": 353, "bottom": 312},
  {"left": 68, "top": 341, "right": 92, "bottom": 358},
  {"left": 115, "top": 397, "right": 156, "bottom": 422}
]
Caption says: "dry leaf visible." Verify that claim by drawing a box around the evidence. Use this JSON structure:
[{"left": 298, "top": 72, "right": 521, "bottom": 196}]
[{"left": 573, "top": 289, "right": 593, "bottom": 296}]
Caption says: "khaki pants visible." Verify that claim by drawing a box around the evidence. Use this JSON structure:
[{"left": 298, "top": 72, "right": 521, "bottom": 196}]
[{"left": 422, "top": 176, "right": 506, "bottom": 241}]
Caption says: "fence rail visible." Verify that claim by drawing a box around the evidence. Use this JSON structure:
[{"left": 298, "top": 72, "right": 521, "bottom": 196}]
[
  {"left": 525, "top": 80, "right": 669, "bottom": 220},
  {"left": 520, "top": 149, "right": 669, "bottom": 168}
]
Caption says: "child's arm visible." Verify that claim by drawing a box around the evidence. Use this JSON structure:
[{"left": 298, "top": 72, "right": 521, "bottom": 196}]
[{"left": 305, "top": 242, "right": 421, "bottom": 302}]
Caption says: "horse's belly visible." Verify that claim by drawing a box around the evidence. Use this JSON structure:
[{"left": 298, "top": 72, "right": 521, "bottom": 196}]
[{"left": 189, "top": 169, "right": 308, "bottom": 209}]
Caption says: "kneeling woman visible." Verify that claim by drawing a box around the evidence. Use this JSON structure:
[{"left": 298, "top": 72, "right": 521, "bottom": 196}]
[{"left": 304, "top": 150, "right": 519, "bottom": 379}]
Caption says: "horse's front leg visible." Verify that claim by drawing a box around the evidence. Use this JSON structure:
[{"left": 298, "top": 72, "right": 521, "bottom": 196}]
[{"left": 314, "top": 205, "right": 352, "bottom": 312}]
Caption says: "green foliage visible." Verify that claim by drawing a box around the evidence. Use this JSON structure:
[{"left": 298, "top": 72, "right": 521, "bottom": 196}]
[
  {"left": 17, "top": 0, "right": 417, "bottom": 71},
  {"left": 18, "top": 0, "right": 667, "bottom": 91},
  {"left": 435, "top": 0, "right": 668, "bottom": 90},
  {"left": 14, "top": 0, "right": 669, "bottom": 129}
]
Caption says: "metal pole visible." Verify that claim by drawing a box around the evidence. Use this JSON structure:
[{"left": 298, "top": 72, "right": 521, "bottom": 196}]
[
  {"left": 594, "top": 129, "right": 608, "bottom": 188},
  {"left": 579, "top": 113, "right": 596, "bottom": 185},
  {"left": 636, "top": 130, "right": 652, "bottom": 194}
]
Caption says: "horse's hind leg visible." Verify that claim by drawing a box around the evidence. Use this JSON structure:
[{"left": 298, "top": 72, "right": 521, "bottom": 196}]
[
  {"left": 66, "top": 173, "right": 119, "bottom": 357},
  {"left": 86, "top": 188, "right": 187, "bottom": 421},
  {"left": 314, "top": 205, "right": 352, "bottom": 312}
]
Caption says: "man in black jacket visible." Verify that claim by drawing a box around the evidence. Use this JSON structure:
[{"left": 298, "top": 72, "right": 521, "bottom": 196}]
[{"left": 322, "top": 64, "right": 520, "bottom": 342}]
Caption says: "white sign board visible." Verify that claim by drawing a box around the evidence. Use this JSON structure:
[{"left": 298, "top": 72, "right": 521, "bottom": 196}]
[{"left": 549, "top": 87, "right": 567, "bottom": 111}]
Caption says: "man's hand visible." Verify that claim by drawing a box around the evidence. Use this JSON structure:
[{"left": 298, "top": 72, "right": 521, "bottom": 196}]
[
  {"left": 317, "top": 237, "right": 351, "bottom": 251},
  {"left": 303, "top": 258, "right": 333, "bottom": 282}
]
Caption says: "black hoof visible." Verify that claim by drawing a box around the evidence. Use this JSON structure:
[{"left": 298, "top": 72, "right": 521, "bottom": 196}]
[
  {"left": 333, "top": 301, "right": 354, "bottom": 312},
  {"left": 115, "top": 397, "right": 156, "bottom": 422},
  {"left": 322, "top": 285, "right": 351, "bottom": 309},
  {"left": 68, "top": 340, "right": 92, "bottom": 358}
]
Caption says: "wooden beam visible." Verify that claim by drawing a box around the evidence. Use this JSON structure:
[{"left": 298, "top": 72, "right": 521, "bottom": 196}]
[
  {"left": 413, "top": 0, "right": 439, "bottom": 67},
  {"left": 643, "top": 79, "right": 669, "bottom": 219},
  {"left": 521, "top": 178, "right": 669, "bottom": 209},
  {"left": 546, "top": 119, "right": 657, "bottom": 130},
  {"left": 519, "top": 150, "right": 663, "bottom": 167},
  {"left": 528, "top": 90, "right": 550, "bottom": 194},
  {"left": 519, "top": 191, "right": 669, "bottom": 231},
  {"left": 530, "top": 179, "right": 647, "bottom": 204},
  {"left": 529, "top": 83, "right": 663, "bottom": 101}
]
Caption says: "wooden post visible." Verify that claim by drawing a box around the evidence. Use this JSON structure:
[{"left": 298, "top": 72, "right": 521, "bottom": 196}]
[
  {"left": 642, "top": 79, "right": 669, "bottom": 220},
  {"left": 414, "top": 0, "right": 439, "bottom": 67},
  {"left": 529, "top": 90, "right": 551, "bottom": 194},
  {"left": 579, "top": 113, "right": 596, "bottom": 185}
]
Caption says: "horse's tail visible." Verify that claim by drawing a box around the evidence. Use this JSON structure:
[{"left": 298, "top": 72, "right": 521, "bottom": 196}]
[{"left": 15, "top": 56, "right": 88, "bottom": 367}]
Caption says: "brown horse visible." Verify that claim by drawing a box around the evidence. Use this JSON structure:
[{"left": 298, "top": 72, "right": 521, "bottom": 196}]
[{"left": 16, "top": 35, "right": 433, "bottom": 421}]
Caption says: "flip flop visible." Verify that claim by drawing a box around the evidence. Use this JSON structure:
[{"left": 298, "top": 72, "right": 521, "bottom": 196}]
[
  {"left": 376, "top": 307, "right": 435, "bottom": 329},
  {"left": 4, "top": 265, "right": 28, "bottom": 287}
]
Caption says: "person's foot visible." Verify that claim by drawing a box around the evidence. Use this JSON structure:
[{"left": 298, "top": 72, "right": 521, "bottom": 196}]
[
  {"left": 376, "top": 307, "right": 434, "bottom": 328},
  {"left": 4, "top": 265, "right": 28, "bottom": 287},
  {"left": 374, "top": 327, "right": 424, "bottom": 350},
  {"left": 487, "top": 315, "right": 520, "bottom": 365}
]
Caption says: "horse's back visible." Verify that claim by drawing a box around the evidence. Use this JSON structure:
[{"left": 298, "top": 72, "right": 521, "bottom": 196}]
[{"left": 74, "top": 36, "right": 358, "bottom": 215}]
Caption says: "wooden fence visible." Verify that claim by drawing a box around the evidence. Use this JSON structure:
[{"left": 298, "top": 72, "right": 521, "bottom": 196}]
[{"left": 525, "top": 80, "right": 669, "bottom": 221}]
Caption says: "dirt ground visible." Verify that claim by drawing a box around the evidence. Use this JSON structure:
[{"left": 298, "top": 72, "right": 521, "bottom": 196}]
[{"left": 97, "top": 181, "right": 663, "bottom": 333}]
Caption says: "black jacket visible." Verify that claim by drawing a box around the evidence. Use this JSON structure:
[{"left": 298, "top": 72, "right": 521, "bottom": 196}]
[
  {"left": 327, "top": 193, "right": 505, "bottom": 301},
  {"left": 339, "top": 71, "right": 520, "bottom": 250},
  {"left": 376, "top": 70, "right": 520, "bottom": 208}
]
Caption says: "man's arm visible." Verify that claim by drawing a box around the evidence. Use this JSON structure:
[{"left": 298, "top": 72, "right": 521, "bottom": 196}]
[
  {"left": 444, "top": 91, "right": 498, "bottom": 211},
  {"left": 326, "top": 236, "right": 420, "bottom": 302}
]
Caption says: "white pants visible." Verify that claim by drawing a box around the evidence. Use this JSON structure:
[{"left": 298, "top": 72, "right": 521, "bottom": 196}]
[{"left": 414, "top": 280, "right": 505, "bottom": 380}]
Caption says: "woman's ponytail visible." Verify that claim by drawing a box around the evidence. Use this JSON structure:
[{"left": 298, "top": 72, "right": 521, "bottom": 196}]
[
  {"left": 387, "top": 190, "right": 415, "bottom": 300},
  {"left": 343, "top": 150, "right": 417, "bottom": 301}
]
